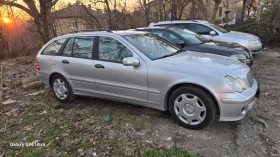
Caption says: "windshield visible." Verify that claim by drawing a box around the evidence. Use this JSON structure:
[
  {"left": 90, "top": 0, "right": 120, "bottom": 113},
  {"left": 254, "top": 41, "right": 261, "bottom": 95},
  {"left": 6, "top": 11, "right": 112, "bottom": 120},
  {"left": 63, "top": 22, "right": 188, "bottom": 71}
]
[
  {"left": 209, "top": 23, "right": 228, "bottom": 33},
  {"left": 170, "top": 28, "right": 208, "bottom": 45},
  {"left": 123, "top": 33, "right": 180, "bottom": 60}
]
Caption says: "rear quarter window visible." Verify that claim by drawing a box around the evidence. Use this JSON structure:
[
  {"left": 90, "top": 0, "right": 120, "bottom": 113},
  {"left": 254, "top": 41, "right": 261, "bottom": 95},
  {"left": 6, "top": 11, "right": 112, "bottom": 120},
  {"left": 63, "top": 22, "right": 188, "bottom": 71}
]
[{"left": 41, "top": 38, "right": 67, "bottom": 55}]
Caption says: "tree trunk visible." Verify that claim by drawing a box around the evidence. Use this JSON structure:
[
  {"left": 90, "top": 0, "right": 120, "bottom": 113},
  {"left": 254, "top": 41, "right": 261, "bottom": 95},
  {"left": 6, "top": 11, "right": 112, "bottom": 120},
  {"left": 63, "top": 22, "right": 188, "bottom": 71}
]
[
  {"left": 143, "top": 0, "right": 150, "bottom": 26},
  {"left": 104, "top": 0, "right": 113, "bottom": 29},
  {"left": 158, "top": 0, "right": 163, "bottom": 21},
  {"left": 211, "top": 0, "right": 222, "bottom": 23},
  {"left": 0, "top": 0, "right": 58, "bottom": 43}
]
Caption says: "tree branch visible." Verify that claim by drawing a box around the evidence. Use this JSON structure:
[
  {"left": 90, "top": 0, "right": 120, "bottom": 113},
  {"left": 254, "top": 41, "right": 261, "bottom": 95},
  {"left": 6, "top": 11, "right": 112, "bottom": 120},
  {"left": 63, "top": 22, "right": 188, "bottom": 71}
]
[
  {"left": 46, "top": 0, "right": 58, "bottom": 10},
  {"left": 0, "top": 0, "right": 33, "bottom": 16}
]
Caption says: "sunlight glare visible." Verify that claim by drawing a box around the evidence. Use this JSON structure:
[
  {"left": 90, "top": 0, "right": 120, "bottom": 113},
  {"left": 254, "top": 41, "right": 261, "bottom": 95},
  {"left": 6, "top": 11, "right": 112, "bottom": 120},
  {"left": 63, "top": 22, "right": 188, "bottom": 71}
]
[{"left": 3, "top": 17, "right": 10, "bottom": 24}]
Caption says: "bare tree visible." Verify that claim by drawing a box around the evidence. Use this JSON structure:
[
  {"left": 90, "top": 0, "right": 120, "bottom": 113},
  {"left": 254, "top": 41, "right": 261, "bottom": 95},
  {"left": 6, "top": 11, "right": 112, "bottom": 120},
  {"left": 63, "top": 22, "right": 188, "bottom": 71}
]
[
  {"left": 193, "top": 0, "right": 208, "bottom": 20},
  {"left": 165, "top": 0, "right": 191, "bottom": 20},
  {"left": 93, "top": 0, "right": 113, "bottom": 29},
  {"left": 79, "top": 2, "right": 102, "bottom": 28},
  {"left": 0, "top": 0, "right": 59, "bottom": 43},
  {"left": 138, "top": 0, "right": 150, "bottom": 26}
]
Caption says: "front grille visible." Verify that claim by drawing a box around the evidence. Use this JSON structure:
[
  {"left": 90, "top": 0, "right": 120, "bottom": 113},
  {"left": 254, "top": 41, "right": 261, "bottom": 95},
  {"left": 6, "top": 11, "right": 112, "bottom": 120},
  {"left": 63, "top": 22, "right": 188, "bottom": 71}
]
[
  {"left": 252, "top": 49, "right": 261, "bottom": 52},
  {"left": 247, "top": 71, "right": 254, "bottom": 87}
]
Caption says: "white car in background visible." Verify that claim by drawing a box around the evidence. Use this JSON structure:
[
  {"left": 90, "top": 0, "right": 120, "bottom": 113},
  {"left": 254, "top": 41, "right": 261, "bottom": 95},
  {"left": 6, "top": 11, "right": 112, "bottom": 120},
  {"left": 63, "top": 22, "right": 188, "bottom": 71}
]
[{"left": 149, "top": 20, "right": 262, "bottom": 54}]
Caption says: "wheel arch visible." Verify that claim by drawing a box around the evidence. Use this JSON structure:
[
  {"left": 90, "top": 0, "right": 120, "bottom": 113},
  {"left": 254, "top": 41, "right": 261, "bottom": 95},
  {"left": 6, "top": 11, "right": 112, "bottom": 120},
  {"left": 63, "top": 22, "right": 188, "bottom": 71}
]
[
  {"left": 164, "top": 83, "right": 220, "bottom": 114},
  {"left": 49, "top": 72, "right": 73, "bottom": 90}
]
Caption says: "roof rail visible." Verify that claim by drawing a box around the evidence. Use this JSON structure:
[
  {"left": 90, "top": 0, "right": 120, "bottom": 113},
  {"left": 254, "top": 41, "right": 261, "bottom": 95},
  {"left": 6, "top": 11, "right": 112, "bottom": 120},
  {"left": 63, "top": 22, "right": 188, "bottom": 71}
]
[
  {"left": 60, "top": 28, "right": 137, "bottom": 36},
  {"left": 72, "top": 28, "right": 112, "bottom": 33}
]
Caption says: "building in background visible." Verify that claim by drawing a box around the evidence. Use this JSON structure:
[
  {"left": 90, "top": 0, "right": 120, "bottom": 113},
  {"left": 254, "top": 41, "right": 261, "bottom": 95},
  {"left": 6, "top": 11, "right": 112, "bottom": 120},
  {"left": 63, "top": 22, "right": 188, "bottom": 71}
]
[
  {"left": 214, "top": 0, "right": 238, "bottom": 24},
  {"left": 52, "top": 2, "right": 105, "bottom": 35}
]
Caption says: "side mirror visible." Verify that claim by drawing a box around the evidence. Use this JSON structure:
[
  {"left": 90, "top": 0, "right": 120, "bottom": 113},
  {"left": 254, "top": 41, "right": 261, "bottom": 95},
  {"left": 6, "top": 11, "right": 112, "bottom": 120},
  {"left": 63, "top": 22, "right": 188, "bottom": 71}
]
[
  {"left": 123, "top": 57, "right": 140, "bottom": 67},
  {"left": 210, "top": 31, "right": 216, "bottom": 36},
  {"left": 175, "top": 40, "right": 185, "bottom": 48}
]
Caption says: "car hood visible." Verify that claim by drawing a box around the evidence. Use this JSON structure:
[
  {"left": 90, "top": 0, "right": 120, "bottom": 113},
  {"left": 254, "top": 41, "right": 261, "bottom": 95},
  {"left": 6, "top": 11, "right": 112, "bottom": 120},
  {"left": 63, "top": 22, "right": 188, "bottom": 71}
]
[
  {"left": 156, "top": 51, "right": 249, "bottom": 75},
  {"left": 186, "top": 42, "right": 248, "bottom": 56},
  {"left": 223, "top": 31, "right": 259, "bottom": 40}
]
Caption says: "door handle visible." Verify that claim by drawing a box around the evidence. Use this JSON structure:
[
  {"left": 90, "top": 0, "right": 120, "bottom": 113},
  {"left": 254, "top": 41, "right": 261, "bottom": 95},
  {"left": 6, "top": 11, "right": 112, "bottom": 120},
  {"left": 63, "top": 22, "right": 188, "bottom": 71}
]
[
  {"left": 62, "top": 60, "right": 69, "bottom": 64},
  {"left": 95, "top": 64, "right": 105, "bottom": 69}
]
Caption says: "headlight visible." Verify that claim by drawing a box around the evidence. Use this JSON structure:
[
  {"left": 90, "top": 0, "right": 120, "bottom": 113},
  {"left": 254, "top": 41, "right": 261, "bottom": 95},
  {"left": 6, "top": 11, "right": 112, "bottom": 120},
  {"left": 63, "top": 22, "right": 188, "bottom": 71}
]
[
  {"left": 248, "top": 40, "right": 260, "bottom": 45},
  {"left": 225, "top": 76, "right": 243, "bottom": 93},
  {"left": 237, "top": 78, "right": 248, "bottom": 90},
  {"left": 230, "top": 54, "right": 247, "bottom": 60}
]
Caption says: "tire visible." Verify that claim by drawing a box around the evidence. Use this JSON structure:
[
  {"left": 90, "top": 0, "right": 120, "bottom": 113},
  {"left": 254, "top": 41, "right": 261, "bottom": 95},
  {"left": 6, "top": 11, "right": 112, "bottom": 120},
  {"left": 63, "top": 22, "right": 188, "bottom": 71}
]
[
  {"left": 51, "top": 75, "right": 75, "bottom": 103},
  {"left": 169, "top": 85, "right": 217, "bottom": 130}
]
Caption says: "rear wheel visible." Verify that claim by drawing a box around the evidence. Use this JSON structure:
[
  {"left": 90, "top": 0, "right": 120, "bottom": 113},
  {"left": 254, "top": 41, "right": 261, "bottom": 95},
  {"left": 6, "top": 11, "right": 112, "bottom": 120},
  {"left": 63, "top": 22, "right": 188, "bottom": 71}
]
[
  {"left": 52, "top": 75, "right": 75, "bottom": 103},
  {"left": 169, "top": 85, "right": 217, "bottom": 130}
]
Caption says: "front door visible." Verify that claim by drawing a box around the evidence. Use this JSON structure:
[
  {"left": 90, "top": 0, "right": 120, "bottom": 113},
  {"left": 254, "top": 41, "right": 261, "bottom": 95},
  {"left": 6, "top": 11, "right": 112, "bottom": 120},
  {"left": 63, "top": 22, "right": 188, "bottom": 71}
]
[
  {"left": 185, "top": 23, "right": 220, "bottom": 42},
  {"left": 94, "top": 36, "right": 148, "bottom": 103}
]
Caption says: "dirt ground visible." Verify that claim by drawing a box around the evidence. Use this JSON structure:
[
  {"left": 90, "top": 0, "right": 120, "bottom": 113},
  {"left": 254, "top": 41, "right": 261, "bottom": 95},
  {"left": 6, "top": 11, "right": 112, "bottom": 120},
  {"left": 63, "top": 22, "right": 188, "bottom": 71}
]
[{"left": 0, "top": 49, "right": 280, "bottom": 156}]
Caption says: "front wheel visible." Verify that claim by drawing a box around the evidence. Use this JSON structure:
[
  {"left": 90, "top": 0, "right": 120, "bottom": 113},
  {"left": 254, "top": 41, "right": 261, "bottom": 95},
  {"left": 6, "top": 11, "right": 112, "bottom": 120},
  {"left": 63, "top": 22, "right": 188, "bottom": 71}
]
[
  {"left": 52, "top": 75, "right": 75, "bottom": 103},
  {"left": 169, "top": 86, "right": 217, "bottom": 130}
]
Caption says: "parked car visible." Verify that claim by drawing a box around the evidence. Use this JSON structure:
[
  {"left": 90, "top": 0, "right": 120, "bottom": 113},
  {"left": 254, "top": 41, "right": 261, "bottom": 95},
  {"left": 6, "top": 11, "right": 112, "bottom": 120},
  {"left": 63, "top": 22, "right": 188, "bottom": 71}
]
[
  {"left": 149, "top": 20, "right": 262, "bottom": 54},
  {"left": 36, "top": 30, "right": 260, "bottom": 129},
  {"left": 137, "top": 26, "right": 253, "bottom": 66}
]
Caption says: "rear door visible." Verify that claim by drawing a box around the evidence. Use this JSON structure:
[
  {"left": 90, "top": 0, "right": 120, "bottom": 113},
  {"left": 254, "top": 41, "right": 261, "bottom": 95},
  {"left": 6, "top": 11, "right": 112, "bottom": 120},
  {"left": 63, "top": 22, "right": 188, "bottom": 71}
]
[
  {"left": 93, "top": 36, "right": 148, "bottom": 103},
  {"left": 56, "top": 36, "right": 96, "bottom": 94}
]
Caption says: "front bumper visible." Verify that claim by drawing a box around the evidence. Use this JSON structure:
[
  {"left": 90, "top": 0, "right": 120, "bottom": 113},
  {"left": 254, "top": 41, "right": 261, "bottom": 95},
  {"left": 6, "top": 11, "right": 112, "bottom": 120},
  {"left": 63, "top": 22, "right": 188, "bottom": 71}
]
[
  {"left": 38, "top": 72, "right": 51, "bottom": 88},
  {"left": 214, "top": 79, "right": 260, "bottom": 121},
  {"left": 249, "top": 43, "right": 262, "bottom": 55}
]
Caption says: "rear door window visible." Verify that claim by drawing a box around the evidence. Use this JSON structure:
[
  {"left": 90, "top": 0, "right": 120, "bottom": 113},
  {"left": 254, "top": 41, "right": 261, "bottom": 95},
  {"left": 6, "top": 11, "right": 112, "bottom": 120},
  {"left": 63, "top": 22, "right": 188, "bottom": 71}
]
[
  {"left": 61, "top": 37, "right": 94, "bottom": 59},
  {"left": 72, "top": 37, "right": 94, "bottom": 59},
  {"left": 41, "top": 38, "right": 66, "bottom": 55}
]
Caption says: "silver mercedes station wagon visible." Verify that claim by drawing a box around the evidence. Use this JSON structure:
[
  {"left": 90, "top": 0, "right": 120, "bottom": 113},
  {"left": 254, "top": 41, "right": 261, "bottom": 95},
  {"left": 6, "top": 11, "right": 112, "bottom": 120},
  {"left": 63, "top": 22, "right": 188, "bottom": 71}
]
[{"left": 36, "top": 30, "right": 260, "bottom": 129}]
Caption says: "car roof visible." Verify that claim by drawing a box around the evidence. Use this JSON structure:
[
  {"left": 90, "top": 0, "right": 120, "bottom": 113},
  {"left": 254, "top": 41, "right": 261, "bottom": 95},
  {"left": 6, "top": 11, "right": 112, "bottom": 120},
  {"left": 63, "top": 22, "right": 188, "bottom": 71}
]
[{"left": 149, "top": 20, "right": 209, "bottom": 26}]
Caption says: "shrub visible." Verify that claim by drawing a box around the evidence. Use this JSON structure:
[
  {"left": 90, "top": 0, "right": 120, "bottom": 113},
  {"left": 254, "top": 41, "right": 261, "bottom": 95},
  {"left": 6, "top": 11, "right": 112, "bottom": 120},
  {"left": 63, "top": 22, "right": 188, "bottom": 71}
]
[{"left": 232, "top": 9, "right": 280, "bottom": 47}]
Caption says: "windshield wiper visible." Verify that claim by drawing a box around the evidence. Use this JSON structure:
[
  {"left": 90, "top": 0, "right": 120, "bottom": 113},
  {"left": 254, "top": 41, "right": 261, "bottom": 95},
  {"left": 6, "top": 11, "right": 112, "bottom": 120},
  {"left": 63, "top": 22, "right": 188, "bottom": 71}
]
[{"left": 156, "top": 49, "right": 184, "bottom": 59}]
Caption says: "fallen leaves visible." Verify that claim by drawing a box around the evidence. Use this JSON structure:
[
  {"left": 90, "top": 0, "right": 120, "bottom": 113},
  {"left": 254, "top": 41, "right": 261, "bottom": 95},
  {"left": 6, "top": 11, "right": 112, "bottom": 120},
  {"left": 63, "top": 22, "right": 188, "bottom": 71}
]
[
  {"left": 24, "top": 125, "right": 32, "bottom": 131},
  {"left": 158, "top": 143, "right": 165, "bottom": 148},
  {"left": 89, "top": 138, "right": 94, "bottom": 144},
  {"left": 62, "top": 133, "right": 69, "bottom": 137},
  {"left": 125, "top": 150, "right": 134, "bottom": 156},
  {"left": 40, "top": 110, "right": 47, "bottom": 115},
  {"left": 49, "top": 117, "right": 56, "bottom": 124},
  {"left": 77, "top": 148, "right": 83, "bottom": 153},
  {"left": 1, "top": 99, "right": 17, "bottom": 105}
]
